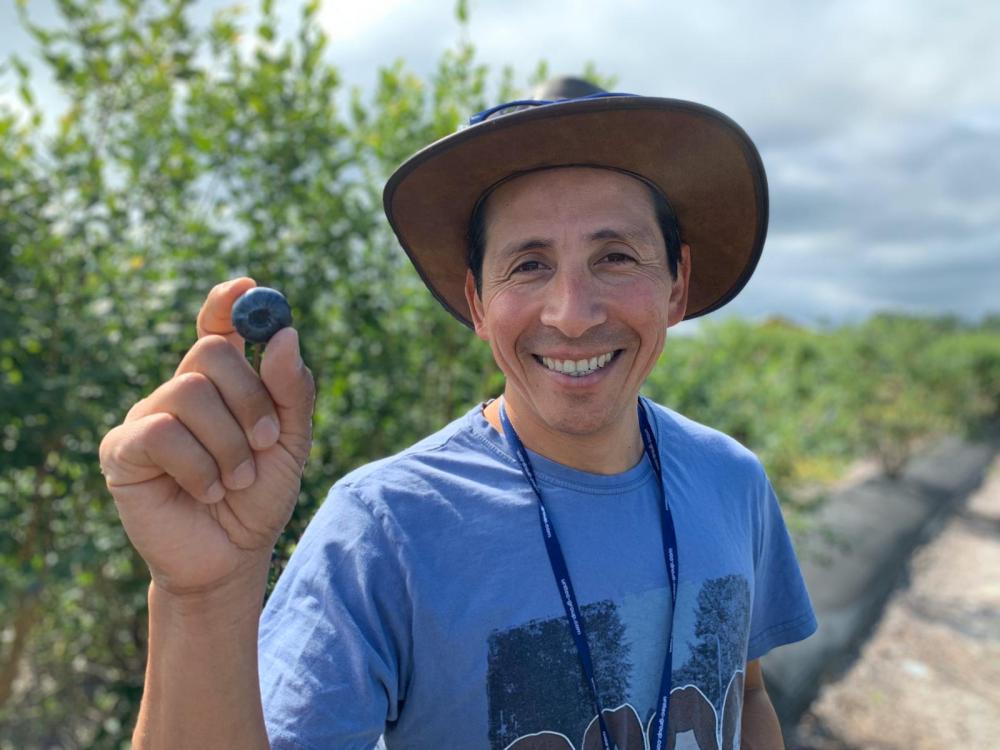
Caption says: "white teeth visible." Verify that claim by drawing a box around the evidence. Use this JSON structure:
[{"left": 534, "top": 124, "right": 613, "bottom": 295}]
[{"left": 540, "top": 351, "right": 617, "bottom": 376}]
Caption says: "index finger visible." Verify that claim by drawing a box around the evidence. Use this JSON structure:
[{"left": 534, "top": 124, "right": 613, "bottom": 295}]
[{"left": 196, "top": 277, "right": 258, "bottom": 352}]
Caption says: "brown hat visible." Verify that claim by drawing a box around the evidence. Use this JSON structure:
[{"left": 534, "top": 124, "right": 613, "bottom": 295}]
[{"left": 383, "top": 78, "right": 768, "bottom": 327}]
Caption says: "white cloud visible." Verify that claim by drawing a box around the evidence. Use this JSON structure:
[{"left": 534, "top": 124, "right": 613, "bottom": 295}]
[
  {"left": 316, "top": 0, "right": 412, "bottom": 45},
  {"left": 3, "top": 0, "right": 998, "bottom": 322}
]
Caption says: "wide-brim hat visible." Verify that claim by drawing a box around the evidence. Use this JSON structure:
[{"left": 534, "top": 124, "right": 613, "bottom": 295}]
[{"left": 383, "top": 79, "right": 768, "bottom": 327}]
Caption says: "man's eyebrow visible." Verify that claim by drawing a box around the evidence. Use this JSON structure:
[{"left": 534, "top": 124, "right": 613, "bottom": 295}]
[
  {"left": 587, "top": 226, "right": 657, "bottom": 244},
  {"left": 495, "top": 225, "right": 657, "bottom": 261},
  {"left": 496, "top": 237, "right": 553, "bottom": 260}
]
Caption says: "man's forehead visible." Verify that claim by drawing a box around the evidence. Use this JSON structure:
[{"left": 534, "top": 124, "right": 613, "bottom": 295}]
[
  {"left": 482, "top": 166, "right": 660, "bottom": 237},
  {"left": 487, "top": 166, "right": 654, "bottom": 218}
]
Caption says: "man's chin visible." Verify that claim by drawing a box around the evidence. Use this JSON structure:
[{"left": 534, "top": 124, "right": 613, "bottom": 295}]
[{"left": 537, "top": 401, "right": 618, "bottom": 437}]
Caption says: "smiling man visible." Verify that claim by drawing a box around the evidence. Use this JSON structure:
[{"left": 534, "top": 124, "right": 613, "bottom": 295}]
[
  {"left": 468, "top": 167, "right": 686, "bottom": 474},
  {"left": 101, "top": 78, "right": 816, "bottom": 750}
]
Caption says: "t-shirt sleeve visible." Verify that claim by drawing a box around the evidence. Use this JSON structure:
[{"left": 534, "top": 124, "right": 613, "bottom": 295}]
[
  {"left": 258, "top": 484, "right": 411, "bottom": 750},
  {"left": 746, "top": 467, "right": 818, "bottom": 661}
]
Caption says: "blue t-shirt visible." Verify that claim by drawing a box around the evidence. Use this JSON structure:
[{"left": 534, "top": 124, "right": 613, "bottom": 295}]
[{"left": 259, "top": 399, "right": 817, "bottom": 750}]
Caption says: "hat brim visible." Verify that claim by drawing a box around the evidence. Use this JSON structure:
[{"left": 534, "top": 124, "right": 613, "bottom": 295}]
[{"left": 383, "top": 96, "right": 768, "bottom": 327}]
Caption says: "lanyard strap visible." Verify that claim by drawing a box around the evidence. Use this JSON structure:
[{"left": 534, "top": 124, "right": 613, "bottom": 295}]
[{"left": 499, "top": 399, "right": 679, "bottom": 750}]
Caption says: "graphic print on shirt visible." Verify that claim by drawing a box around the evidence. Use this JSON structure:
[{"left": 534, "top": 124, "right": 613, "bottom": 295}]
[{"left": 487, "top": 575, "right": 750, "bottom": 750}]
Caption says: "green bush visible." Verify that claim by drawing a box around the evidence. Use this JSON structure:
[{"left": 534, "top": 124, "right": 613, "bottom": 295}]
[
  {"left": 644, "top": 314, "right": 999, "bottom": 512},
  {"left": 0, "top": 0, "right": 509, "bottom": 744}
]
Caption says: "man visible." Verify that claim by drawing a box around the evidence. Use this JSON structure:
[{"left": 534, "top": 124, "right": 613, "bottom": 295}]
[{"left": 100, "top": 78, "right": 816, "bottom": 749}]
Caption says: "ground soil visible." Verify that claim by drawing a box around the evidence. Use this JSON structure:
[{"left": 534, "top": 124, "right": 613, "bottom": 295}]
[{"left": 789, "top": 455, "right": 1000, "bottom": 749}]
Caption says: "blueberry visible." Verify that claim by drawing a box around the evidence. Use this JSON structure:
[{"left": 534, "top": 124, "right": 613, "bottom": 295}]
[{"left": 231, "top": 287, "right": 293, "bottom": 344}]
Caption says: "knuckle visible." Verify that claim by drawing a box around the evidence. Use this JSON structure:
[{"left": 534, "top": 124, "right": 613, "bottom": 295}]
[
  {"left": 97, "top": 428, "right": 120, "bottom": 475},
  {"left": 98, "top": 428, "right": 138, "bottom": 485},
  {"left": 191, "top": 333, "right": 233, "bottom": 358},
  {"left": 124, "top": 397, "right": 147, "bottom": 422},
  {"left": 173, "top": 370, "right": 215, "bottom": 399},
  {"left": 105, "top": 444, "right": 128, "bottom": 477},
  {"left": 201, "top": 332, "right": 232, "bottom": 352},
  {"left": 176, "top": 336, "right": 224, "bottom": 374},
  {"left": 145, "top": 411, "right": 180, "bottom": 439}
]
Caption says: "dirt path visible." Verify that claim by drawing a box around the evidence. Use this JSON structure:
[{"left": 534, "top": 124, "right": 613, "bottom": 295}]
[{"left": 790, "top": 455, "right": 1000, "bottom": 749}]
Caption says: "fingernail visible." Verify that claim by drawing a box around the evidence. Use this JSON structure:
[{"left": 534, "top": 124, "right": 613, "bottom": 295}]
[
  {"left": 205, "top": 481, "right": 225, "bottom": 503},
  {"left": 229, "top": 458, "right": 256, "bottom": 489},
  {"left": 252, "top": 416, "right": 280, "bottom": 449}
]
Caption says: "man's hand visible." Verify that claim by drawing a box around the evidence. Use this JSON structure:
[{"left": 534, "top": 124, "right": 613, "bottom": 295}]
[{"left": 99, "top": 277, "right": 315, "bottom": 596}]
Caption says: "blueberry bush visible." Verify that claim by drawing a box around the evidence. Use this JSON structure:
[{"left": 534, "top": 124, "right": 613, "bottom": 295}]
[
  {"left": 1, "top": 0, "right": 997, "bottom": 746},
  {"left": 0, "top": 0, "right": 507, "bottom": 744},
  {"left": 644, "top": 313, "right": 1000, "bottom": 513}
]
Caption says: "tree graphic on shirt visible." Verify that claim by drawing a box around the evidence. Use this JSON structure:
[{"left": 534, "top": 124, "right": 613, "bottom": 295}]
[
  {"left": 493, "top": 576, "right": 753, "bottom": 750},
  {"left": 487, "top": 599, "right": 631, "bottom": 749},
  {"left": 673, "top": 575, "right": 750, "bottom": 711}
]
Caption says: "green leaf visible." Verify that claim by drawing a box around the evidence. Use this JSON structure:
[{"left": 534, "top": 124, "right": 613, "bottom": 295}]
[
  {"left": 18, "top": 83, "right": 35, "bottom": 107},
  {"left": 11, "top": 54, "right": 30, "bottom": 80}
]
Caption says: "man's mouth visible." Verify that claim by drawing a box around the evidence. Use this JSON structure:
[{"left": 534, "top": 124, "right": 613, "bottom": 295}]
[{"left": 535, "top": 350, "right": 621, "bottom": 377}]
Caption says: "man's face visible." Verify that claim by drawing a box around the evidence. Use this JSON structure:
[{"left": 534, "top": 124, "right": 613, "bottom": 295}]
[{"left": 465, "top": 166, "right": 690, "bottom": 444}]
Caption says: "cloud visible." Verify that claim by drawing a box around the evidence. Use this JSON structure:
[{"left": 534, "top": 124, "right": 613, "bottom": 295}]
[
  {"left": 5, "top": 0, "right": 998, "bottom": 323},
  {"left": 753, "top": 106, "right": 1000, "bottom": 321}
]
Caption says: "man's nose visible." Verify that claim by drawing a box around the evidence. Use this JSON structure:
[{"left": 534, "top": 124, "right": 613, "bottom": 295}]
[{"left": 539, "top": 267, "right": 607, "bottom": 338}]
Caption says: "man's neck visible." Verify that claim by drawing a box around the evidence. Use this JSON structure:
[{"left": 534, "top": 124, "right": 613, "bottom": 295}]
[{"left": 481, "top": 397, "right": 645, "bottom": 476}]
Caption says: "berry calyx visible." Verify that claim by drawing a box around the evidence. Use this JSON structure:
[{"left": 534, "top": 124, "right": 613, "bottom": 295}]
[{"left": 231, "top": 287, "right": 293, "bottom": 344}]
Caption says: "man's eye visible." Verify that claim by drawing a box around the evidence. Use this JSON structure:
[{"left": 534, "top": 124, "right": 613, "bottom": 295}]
[
  {"left": 513, "top": 260, "right": 543, "bottom": 273},
  {"left": 603, "top": 252, "right": 635, "bottom": 264}
]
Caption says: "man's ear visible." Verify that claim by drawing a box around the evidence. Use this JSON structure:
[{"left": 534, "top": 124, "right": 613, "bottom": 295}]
[
  {"left": 464, "top": 269, "right": 490, "bottom": 341},
  {"left": 667, "top": 243, "right": 692, "bottom": 328}
]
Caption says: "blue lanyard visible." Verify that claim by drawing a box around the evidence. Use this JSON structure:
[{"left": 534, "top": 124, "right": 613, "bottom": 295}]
[{"left": 499, "top": 399, "right": 679, "bottom": 750}]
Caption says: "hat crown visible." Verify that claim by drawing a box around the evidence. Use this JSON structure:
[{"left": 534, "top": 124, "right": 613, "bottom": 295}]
[{"left": 531, "top": 76, "right": 606, "bottom": 100}]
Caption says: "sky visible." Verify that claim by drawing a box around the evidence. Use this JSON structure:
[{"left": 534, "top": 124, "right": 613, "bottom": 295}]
[{"left": 2, "top": 0, "right": 998, "bottom": 328}]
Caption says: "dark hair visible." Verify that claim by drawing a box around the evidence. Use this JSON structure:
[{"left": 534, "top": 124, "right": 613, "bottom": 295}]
[{"left": 467, "top": 179, "right": 682, "bottom": 297}]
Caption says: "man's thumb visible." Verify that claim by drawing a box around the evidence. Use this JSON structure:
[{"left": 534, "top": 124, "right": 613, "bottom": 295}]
[{"left": 259, "top": 327, "right": 315, "bottom": 458}]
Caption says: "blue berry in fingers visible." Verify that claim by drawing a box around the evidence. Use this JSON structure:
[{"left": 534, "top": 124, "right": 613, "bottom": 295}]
[{"left": 231, "top": 287, "right": 293, "bottom": 344}]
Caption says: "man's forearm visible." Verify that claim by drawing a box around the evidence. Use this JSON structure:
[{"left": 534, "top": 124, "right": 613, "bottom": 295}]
[
  {"left": 741, "top": 683, "right": 785, "bottom": 750},
  {"left": 134, "top": 568, "right": 271, "bottom": 750}
]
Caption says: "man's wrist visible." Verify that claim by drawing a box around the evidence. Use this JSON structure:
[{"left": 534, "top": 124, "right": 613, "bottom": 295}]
[
  {"left": 149, "top": 555, "right": 272, "bottom": 628},
  {"left": 137, "top": 556, "right": 272, "bottom": 750}
]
